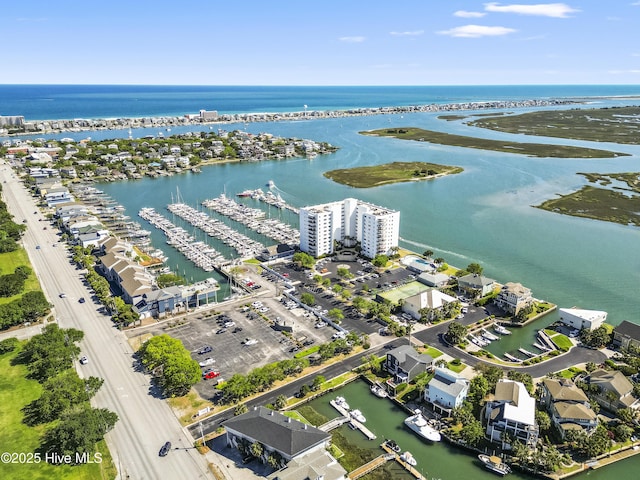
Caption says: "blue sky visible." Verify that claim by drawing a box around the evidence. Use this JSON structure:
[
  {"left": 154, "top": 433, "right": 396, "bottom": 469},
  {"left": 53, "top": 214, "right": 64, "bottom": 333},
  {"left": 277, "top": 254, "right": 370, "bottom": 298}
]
[{"left": 3, "top": 1, "right": 639, "bottom": 85}]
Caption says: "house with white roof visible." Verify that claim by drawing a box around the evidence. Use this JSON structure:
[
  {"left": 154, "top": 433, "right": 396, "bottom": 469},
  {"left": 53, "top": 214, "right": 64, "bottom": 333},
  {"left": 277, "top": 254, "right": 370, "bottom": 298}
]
[
  {"left": 424, "top": 367, "right": 469, "bottom": 415},
  {"left": 484, "top": 379, "right": 539, "bottom": 449},
  {"left": 402, "top": 289, "right": 457, "bottom": 320},
  {"left": 558, "top": 308, "right": 607, "bottom": 331}
]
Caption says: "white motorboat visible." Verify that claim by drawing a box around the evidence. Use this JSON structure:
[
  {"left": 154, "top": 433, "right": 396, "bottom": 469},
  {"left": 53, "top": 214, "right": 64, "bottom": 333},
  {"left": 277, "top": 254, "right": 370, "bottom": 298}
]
[
  {"left": 494, "top": 324, "right": 512, "bottom": 335},
  {"left": 404, "top": 409, "right": 441, "bottom": 442},
  {"left": 350, "top": 409, "right": 366, "bottom": 423},
  {"left": 478, "top": 454, "right": 511, "bottom": 476},
  {"left": 370, "top": 383, "right": 388, "bottom": 398},
  {"left": 335, "top": 396, "right": 350, "bottom": 410},
  {"left": 400, "top": 451, "right": 417, "bottom": 466}
]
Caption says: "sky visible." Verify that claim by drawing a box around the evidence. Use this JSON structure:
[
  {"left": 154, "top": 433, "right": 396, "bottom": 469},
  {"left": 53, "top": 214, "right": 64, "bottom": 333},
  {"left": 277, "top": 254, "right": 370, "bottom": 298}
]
[{"left": 2, "top": 1, "right": 639, "bottom": 85}]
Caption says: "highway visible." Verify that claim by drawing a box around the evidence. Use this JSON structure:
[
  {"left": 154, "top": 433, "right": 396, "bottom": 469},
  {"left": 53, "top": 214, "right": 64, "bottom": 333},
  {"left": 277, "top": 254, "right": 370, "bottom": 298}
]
[{"left": 1, "top": 164, "right": 213, "bottom": 480}]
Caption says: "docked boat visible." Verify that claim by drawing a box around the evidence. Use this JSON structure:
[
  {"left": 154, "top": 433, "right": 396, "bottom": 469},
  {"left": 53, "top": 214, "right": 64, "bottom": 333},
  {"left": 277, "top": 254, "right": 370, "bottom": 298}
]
[
  {"left": 494, "top": 324, "right": 512, "bottom": 335},
  {"left": 266, "top": 179, "right": 275, "bottom": 188},
  {"left": 236, "top": 189, "right": 253, "bottom": 197},
  {"left": 370, "top": 383, "right": 388, "bottom": 398},
  {"left": 335, "top": 396, "right": 350, "bottom": 410},
  {"left": 350, "top": 409, "right": 366, "bottom": 423},
  {"left": 385, "top": 439, "right": 401, "bottom": 453},
  {"left": 400, "top": 451, "right": 417, "bottom": 466},
  {"left": 478, "top": 454, "right": 511, "bottom": 476},
  {"left": 404, "top": 409, "right": 441, "bottom": 442}
]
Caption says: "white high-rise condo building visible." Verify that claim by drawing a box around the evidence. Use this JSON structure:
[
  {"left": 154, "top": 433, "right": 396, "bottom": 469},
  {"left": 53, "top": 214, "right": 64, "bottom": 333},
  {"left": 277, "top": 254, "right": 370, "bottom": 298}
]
[{"left": 299, "top": 198, "right": 399, "bottom": 258}]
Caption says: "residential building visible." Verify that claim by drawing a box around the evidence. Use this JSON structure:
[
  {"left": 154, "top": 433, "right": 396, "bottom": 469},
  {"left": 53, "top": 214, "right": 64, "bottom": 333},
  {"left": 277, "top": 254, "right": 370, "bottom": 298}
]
[
  {"left": 540, "top": 378, "right": 597, "bottom": 439},
  {"left": 612, "top": 320, "right": 640, "bottom": 350},
  {"left": 484, "top": 379, "right": 539, "bottom": 449},
  {"left": 222, "top": 406, "right": 331, "bottom": 464},
  {"left": 417, "top": 271, "right": 450, "bottom": 288},
  {"left": 384, "top": 345, "right": 433, "bottom": 384},
  {"left": 299, "top": 198, "right": 399, "bottom": 259},
  {"left": 495, "top": 282, "right": 533, "bottom": 315},
  {"left": 584, "top": 369, "right": 640, "bottom": 411},
  {"left": 402, "top": 289, "right": 457, "bottom": 320},
  {"left": 268, "top": 447, "right": 346, "bottom": 480},
  {"left": 424, "top": 367, "right": 469, "bottom": 415},
  {"left": 457, "top": 274, "right": 496, "bottom": 298},
  {"left": 558, "top": 308, "right": 607, "bottom": 331}
]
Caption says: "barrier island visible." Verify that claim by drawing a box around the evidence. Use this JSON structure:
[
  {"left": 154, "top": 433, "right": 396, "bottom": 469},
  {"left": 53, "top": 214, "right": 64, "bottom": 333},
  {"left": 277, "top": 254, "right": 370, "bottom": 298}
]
[
  {"left": 360, "top": 127, "right": 628, "bottom": 158},
  {"left": 323, "top": 161, "right": 463, "bottom": 188}
]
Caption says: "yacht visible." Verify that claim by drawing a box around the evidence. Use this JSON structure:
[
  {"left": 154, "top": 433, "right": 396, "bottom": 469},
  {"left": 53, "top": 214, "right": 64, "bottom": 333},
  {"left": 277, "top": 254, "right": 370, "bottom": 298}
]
[
  {"left": 400, "top": 451, "right": 417, "bottom": 466},
  {"left": 266, "top": 179, "right": 275, "bottom": 188},
  {"left": 350, "top": 409, "right": 366, "bottom": 423},
  {"left": 404, "top": 409, "right": 441, "bottom": 442},
  {"left": 494, "top": 324, "right": 512, "bottom": 335},
  {"left": 335, "top": 396, "right": 350, "bottom": 410},
  {"left": 478, "top": 454, "right": 511, "bottom": 476}
]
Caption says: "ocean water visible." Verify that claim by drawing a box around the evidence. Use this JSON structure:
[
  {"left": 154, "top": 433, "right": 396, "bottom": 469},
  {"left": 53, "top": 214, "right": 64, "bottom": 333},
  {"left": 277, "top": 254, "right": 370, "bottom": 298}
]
[{"left": 2, "top": 84, "right": 640, "bottom": 120}]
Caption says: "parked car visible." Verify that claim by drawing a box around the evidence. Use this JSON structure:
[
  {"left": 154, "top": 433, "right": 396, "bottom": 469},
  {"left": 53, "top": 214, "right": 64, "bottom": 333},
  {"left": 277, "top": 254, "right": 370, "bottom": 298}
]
[
  {"left": 203, "top": 370, "right": 220, "bottom": 380},
  {"left": 79, "top": 355, "right": 88, "bottom": 365},
  {"left": 79, "top": 297, "right": 86, "bottom": 303},
  {"left": 159, "top": 441, "right": 171, "bottom": 457},
  {"left": 59, "top": 293, "right": 66, "bottom": 298},
  {"left": 197, "top": 345, "right": 212, "bottom": 355},
  {"left": 224, "top": 321, "right": 236, "bottom": 328},
  {"left": 199, "top": 358, "right": 215, "bottom": 367},
  {"left": 216, "top": 328, "right": 227, "bottom": 334},
  {"left": 243, "top": 338, "right": 258, "bottom": 346},
  {"left": 232, "top": 327, "right": 243, "bottom": 333}
]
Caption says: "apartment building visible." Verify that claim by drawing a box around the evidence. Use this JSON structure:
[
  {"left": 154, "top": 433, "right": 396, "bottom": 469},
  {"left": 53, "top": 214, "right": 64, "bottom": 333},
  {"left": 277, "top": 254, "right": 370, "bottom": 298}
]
[{"left": 299, "top": 198, "right": 399, "bottom": 258}]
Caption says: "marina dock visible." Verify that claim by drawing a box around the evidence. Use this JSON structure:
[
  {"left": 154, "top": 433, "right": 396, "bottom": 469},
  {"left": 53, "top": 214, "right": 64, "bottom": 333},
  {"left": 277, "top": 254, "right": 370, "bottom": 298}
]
[
  {"left": 329, "top": 400, "right": 377, "bottom": 440},
  {"left": 318, "top": 416, "right": 349, "bottom": 432},
  {"left": 347, "top": 454, "right": 394, "bottom": 480},
  {"left": 380, "top": 442, "right": 427, "bottom": 479}
]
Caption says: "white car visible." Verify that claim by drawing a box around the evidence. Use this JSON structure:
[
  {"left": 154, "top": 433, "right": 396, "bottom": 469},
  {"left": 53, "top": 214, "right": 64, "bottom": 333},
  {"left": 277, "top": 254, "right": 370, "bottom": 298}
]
[
  {"left": 332, "top": 331, "right": 347, "bottom": 340},
  {"left": 315, "top": 322, "right": 327, "bottom": 329},
  {"left": 199, "top": 358, "right": 215, "bottom": 367},
  {"left": 243, "top": 338, "right": 258, "bottom": 346},
  {"left": 224, "top": 321, "right": 236, "bottom": 327},
  {"left": 252, "top": 301, "right": 262, "bottom": 307},
  {"left": 259, "top": 307, "right": 269, "bottom": 313},
  {"left": 79, "top": 355, "right": 88, "bottom": 365}
]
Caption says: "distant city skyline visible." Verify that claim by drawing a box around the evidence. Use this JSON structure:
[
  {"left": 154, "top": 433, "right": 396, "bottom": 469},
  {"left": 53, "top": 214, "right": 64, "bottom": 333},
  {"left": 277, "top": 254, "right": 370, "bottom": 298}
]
[{"left": 3, "top": 1, "right": 640, "bottom": 85}]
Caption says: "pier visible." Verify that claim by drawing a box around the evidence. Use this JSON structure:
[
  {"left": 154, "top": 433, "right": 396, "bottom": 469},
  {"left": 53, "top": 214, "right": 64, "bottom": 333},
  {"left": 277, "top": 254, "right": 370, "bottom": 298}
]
[
  {"left": 347, "top": 454, "right": 394, "bottom": 480},
  {"left": 380, "top": 442, "right": 427, "bottom": 479},
  {"left": 318, "top": 416, "right": 349, "bottom": 432},
  {"left": 329, "top": 399, "right": 377, "bottom": 440}
]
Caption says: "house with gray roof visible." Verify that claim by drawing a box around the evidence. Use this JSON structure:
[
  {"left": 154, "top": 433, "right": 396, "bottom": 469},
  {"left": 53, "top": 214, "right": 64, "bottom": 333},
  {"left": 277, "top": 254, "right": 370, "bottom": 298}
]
[
  {"left": 222, "top": 406, "right": 331, "bottom": 465},
  {"left": 612, "top": 320, "right": 640, "bottom": 350},
  {"left": 457, "top": 274, "right": 496, "bottom": 298},
  {"left": 268, "top": 448, "right": 346, "bottom": 480},
  {"left": 424, "top": 367, "right": 469, "bottom": 415},
  {"left": 540, "top": 378, "right": 597, "bottom": 439},
  {"left": 585, "top": 369, "right": 639, "bottom": 411},
  {"left": 384, "top": 345, "right": 433, "bottom": 384}
]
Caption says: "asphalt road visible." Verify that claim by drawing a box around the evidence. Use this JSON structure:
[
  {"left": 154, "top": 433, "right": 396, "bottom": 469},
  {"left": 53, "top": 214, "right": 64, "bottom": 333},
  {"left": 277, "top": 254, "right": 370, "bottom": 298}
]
[{"left": 1, "top": 164, "right": 213, "bottom": 480}]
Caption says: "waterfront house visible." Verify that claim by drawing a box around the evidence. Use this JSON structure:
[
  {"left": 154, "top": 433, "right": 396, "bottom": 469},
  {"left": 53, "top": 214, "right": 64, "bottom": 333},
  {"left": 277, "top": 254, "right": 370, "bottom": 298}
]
[
  {"left": 495, "top": 282, "right": 533, "bottom": 315},
  {"left": 457, "top": 273, "right": 496, "bottom": 298},
  {"left": 417, "top": 271, "right": 449, "bottom": 288},
  {"left": 384, "top": 345, "right": 433, "bottom": 384},
  {"left": 612, "top": 320, "right": 640, "bottom": 350},
  {"left": 558, "top": 308, "right": 607, "bottom": 331},
  {"left": 402, "top": 288, "right": 457, "bottom": 320},
  {"left": 540, "top": 378, "right": 597, "bottom": 439},
  {"left": 584, "top": 369, "right": 640, "bottom": 411},
  {"left": 424, "top": 367, "right": 470, "bottom": 415},
  {"left": 222, "top": 406, "right": 331, "bottom": 465},
  {"left": 484, "top": 379, "right": 539, "bottom": 449}
]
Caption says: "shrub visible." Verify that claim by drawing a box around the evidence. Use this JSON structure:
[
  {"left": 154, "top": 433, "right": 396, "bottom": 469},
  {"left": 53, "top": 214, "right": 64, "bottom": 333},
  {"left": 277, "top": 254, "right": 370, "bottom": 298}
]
[{"left": 0, "top": 337, "right": 19, "bottom": 354}]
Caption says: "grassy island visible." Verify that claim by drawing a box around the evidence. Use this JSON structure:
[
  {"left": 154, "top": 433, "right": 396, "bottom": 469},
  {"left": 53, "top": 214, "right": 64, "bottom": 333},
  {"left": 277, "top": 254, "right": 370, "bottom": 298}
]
[
  {"left": 536, "top": 172, "right": 640, "bottom": 226},
  {"left": 323, "top": 161, "right": 463, "bottom": 188},
  {"left": 469, "top": 105, "right": 640, "bottom": 144},
  {"left": 361, "top": 127, "right": 628, "bottom": 158}
]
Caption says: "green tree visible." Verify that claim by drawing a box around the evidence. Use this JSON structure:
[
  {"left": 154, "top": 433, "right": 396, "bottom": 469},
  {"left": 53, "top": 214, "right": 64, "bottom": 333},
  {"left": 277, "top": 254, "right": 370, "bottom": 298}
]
[
  {"left": 460, "top": 418, "right": 485, "bottom": 446},
  {"left": 273, "top": 394, "right": 287, "bottom": 410},
  {"left": 21, "top": 324, "right": 83, "bottom": 382},
  {"left": 292, "top": 252, "right": 315, "bottom": 269},
  {"left": 423, "top": 250, "right": 433, "bottom": 259},
  {"left": 535, "top": 410, "right": 551, "bottom": 435},
  {"left": 445, "top": 321, "right": 467, "bottom": 344},
  {"left": 250, "top": 441, "right": 264, "bottom": 458},
  {"left": 312, "top": 375, "right": 326, "bottom": 391},
  {"left": 467, "top": 375, "right": 490, "bottom": 405},
  {"left": 466, "top": 262, "right": 483, "bottom": 275},
  {"left": 328, "top": 308, "right": 344, "bottom": 322},
  {"left": 372, "top": 254, "right": 388, "bottom": 267},
  {"left": 41, "top": 405, "right": 118, "bottom": 462},
  {"left": 234, "top": 403, "right": 248, "bottom": 416},
  {"left": 300, "top": 292, "right": 316, "bottom": 306},
  {"left": 337, "top": 267, "right": 352, "bottom": 280}
]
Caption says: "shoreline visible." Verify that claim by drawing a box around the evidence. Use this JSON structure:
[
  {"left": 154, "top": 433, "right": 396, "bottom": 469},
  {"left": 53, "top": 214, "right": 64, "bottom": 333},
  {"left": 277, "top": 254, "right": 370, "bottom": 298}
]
[{"left": 1, "top": 97, "right": 580, "bottom": 139}]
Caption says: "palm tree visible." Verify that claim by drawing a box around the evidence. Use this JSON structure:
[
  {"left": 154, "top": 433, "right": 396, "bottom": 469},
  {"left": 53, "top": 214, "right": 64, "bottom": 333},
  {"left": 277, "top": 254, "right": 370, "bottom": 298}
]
[{"left": 423, "top": 250, "right": 434, "bottom": 259}]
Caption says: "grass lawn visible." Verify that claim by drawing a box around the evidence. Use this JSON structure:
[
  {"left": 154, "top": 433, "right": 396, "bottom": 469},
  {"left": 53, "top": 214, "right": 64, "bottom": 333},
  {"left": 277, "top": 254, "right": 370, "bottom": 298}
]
[
  {"left": 0, "top": 248, "right": 42, "bottom": 306},
  {"left": 0, "top": 346, "right": 115, "bottom": 480},
  {"left": 447, "top": 361, "right": 467, "bottom": 373},
  {"left": 548, "top": 333, "right": 573, "bottom": 351},
  {"left": 421, "top": 346, "right": 443, "bottom": 359},
  {"left": 283, "top": 410, "right": 310, "bottom": 424}
]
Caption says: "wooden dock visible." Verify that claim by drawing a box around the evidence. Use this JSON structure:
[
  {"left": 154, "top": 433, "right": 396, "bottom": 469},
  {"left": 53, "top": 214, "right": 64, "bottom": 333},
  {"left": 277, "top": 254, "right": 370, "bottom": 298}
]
[
  {"left": 319, "top": 416, "right": 349, "bottom": 432},
  {"left": 381, "top": 442, "right": 427, "bottom": 479},
  {"left": 347, "top": 454, "right": 393, "bottom": 480},
  {"left": 329, "top": 399, "right": 377, "bottom": 440}
]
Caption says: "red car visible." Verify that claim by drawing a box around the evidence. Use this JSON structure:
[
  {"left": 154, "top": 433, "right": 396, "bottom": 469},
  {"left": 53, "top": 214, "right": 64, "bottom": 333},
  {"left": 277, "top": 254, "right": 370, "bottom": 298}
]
[{"left": 203, "top": 370, "right": 220, "bottom": 380}]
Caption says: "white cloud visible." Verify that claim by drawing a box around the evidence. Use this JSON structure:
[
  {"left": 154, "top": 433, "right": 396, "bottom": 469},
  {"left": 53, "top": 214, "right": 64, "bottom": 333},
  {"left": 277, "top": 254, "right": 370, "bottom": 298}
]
[
  {"left": 389, "top": 30, "right": 424, "bottom": 36},
  {"left": 608, "top": 69, "right": 640, "bottom": 74},
  {"left": 338, "top": 36, "right": 365, "bottom": 43},
  {"left": 484, "top": 2, "right": 579, "bottom": 18},
  {"left": 438, "top": 25, "right": 516, "bottom": 38},
  {"left": 454, "top": 10, "right": 486, "bottom": 18}
]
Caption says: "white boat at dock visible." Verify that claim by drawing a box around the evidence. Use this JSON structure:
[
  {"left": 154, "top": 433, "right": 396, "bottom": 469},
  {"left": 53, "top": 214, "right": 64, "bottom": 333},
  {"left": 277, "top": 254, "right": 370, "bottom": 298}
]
[
  {"left": 370, "top": 382, "right": 388, "bottom": 398},
  {"left": 503, "top": 353, "right": 522, "bottom": 363},
  {"left": 334, "top": 396, "right": 350, "bottom": 411},
  {"left": 482, "top": 329, "right": 500, "bottom": 341},
  {"left": 494, "top": 324, "right": 512, "bottom": 335},
  {"left": 350, "top": 409, "right": 366, "bottom": 423},
  {"left": 478, "top": 454, "right": 511, "bottom": 476},
  {"left": 518, "top": 347, "right": 537, "bottom": 357},
  {"left": 403, "top": 409, "right": 441, "bottom": 442},
  {"left": 400, "top": 451, "right": 417, "bottom": 466}
]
